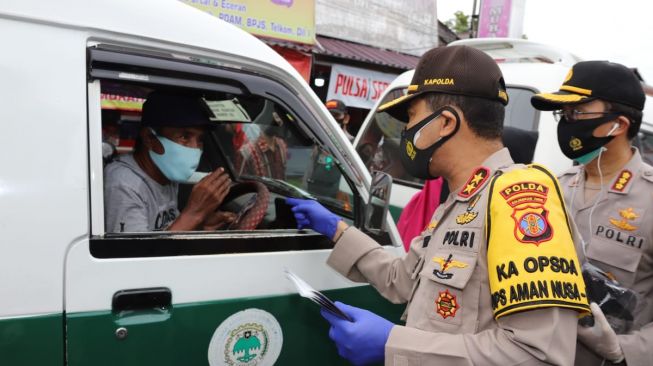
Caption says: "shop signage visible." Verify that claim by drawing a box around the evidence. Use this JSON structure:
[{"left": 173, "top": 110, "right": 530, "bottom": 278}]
[
  {"left": 326, "top": 64, "right": 396, "bottom": 109},
  {"left": 181, "top": 0, "right": 315, "bottom": 45}
]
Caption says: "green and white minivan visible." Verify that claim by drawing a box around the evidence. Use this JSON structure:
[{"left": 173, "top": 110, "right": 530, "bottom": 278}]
[
  {"left": 354, "top": 38, "right": 653, "bottom": 222},
  {"left": 0, "top": 1, "right": 404, "bottom": 365}
]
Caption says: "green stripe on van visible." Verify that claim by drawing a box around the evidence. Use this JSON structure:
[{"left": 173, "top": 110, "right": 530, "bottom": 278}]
[
  {"left": 66, "top": 285, "right": 404, "bottom": 366},
  {"left": 0, "top": 313, "right": 63, "bottom": 365},
  {"left": 389, "top": 204, "right": 402, "bottom": 222}
]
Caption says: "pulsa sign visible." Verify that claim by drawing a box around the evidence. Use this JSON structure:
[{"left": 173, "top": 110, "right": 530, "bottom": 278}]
[{"left": 326, "top": 64, "right": 396, "bottom": 109}]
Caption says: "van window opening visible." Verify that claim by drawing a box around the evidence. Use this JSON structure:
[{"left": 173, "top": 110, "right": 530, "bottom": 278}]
[{"left": 97, "top": 78, "right": 357, "bottom": 249}]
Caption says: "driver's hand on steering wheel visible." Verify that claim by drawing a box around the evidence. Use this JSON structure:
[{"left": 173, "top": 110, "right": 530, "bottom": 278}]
[
  {"left": 202, "top": 211, "right": 237, "bottom": 230},
  {"left": 174, "top": 167, "right": 231, "bottom": 230}
]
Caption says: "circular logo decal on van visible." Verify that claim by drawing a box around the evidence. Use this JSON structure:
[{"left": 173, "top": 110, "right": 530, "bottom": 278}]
[{"left": 208, "top": 308, "right": 283, "bottom": 366}]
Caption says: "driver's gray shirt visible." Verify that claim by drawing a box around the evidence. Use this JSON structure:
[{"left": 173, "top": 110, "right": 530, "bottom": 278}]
[{"left": 104, "top": 154, "right": 179, "bottom": 232}]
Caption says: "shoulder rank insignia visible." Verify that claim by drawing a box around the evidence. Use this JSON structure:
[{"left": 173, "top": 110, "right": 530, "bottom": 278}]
[
  {"left": 456, "top": 194, "right": 481, "bottom": 225},
  {"left": 609, "top": 207, "right": 638, "bottom": 231},
  {"left": 432, "top": 254, "right": 468, "bottom": 279},
  {"left": 458, "top": 167, "right": 490, "bottom": 198},
  {"left": 611, "top": 170, "right": 632, "bottom": 192}
]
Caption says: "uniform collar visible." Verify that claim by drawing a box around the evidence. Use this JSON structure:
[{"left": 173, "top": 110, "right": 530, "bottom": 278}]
[
  {"left": 456, "top": 147, "right": 513, "bottom": 202},
  {"left": 608, "top": 147, "right": 642, "bottom": 194},
  {"left": 564, "top": 166, "right": 583, "bottom": 188}
]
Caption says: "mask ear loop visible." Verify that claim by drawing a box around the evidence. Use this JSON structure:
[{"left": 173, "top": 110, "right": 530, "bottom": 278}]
[
  {"left": 427, "top": 107, "right": 460, "bottom": 164},
  {"left": 411, "top": 106, "right": 461, "bottom": 157},
  {"left": 413, "top": 113, "right": 442, "bottom": 146}
]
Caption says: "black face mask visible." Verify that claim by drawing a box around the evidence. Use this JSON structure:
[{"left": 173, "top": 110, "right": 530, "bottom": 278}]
[
  {"left": 400, "top": 106, "right": 460, "bottom": 180},
  {"left": 557, "top": 114, "right": 618, "bottom": 160}
]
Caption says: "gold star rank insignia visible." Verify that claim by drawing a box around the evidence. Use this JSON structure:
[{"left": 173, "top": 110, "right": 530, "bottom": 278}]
[
  {"left": 611, "top": 170, "right": 633, "bottom": 192},
  {"left": 458, "top": 167, "right": 491, "bottom": 198}
]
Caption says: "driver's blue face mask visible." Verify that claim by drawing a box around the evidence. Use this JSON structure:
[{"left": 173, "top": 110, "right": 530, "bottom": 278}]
[{"left": 148, "top": 128, "right": 202, "bottom": 183}]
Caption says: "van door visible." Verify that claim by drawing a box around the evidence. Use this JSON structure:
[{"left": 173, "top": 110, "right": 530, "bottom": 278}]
[{"left": 65, "top": 45, "right": 404, "bottom": 365}]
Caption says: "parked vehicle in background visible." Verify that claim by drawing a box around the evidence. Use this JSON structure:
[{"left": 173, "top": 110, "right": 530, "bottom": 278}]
[{"left": 354, "top": 38, "right": 653, "bottom": 222}]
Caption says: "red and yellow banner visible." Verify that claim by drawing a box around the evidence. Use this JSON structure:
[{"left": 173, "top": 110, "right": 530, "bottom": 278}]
[{"left": 101, "top": 93, "right": 144, "bottom": 112}]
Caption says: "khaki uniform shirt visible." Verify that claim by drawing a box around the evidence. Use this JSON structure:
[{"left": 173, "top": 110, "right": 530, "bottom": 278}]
[
  {"left": 559, "top": 149, "right": 653, "bottom": 366},
  {"left": 328, "top": 148, "right": 584, "bottom": 366}
]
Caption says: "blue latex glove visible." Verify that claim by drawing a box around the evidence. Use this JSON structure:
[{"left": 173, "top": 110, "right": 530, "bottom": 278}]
[
  {"left": 285, "top": 198, "right": 342, "bottom": 239},
  {"left": 321, "top": 301, "right": 394, "bottom": 366}
]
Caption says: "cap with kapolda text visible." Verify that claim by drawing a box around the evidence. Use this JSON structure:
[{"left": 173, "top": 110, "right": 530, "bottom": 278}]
[{"left": 378, "top": 45, "right": 509, "bottom": 121}]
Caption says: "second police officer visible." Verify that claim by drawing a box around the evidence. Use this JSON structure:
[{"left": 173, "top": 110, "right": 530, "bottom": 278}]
[{"left": 532, "top": 60, "right": 652, "bottom": 366}]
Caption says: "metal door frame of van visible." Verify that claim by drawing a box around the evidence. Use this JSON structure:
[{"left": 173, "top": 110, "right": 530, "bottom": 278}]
[{"left": 87, "top": 43, "right": 393, "bottom": 247}]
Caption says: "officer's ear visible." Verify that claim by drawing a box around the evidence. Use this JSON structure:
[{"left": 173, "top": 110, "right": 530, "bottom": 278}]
[
  {"left": 610, "top": 116, "right": 631, "bottom": 137},
  {"left": 439, "top": 107, "right": 461, "bottom": 138}
]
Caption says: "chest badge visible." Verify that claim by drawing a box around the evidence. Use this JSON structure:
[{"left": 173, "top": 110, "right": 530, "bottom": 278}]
[
  {"left": 456, "top": 194, "right": 481, "bottom": 225},
  {"left": 609, "top": 207, "right": 639, "bottom": 231},
  {"left": 435, "top": 290, "right": 459, "bottom": 319},
  {"left": 459, "top": 167, "right": 490, "bottom": 198},
  {"left": 432, "top": 254, "right": 468, "bottom": 279}
]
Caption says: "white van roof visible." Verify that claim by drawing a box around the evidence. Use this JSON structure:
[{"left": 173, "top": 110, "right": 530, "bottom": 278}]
[
  {"left": 0, "top": 0, "right": 296, "bottom": 75},
  {"left": 450, "top": 38, "right": 582, "bottom": 67}
]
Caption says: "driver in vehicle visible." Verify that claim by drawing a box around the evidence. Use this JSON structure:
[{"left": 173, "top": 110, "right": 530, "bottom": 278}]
[{"left": 104, "top": 90, "right": 235, "bottom": 232}]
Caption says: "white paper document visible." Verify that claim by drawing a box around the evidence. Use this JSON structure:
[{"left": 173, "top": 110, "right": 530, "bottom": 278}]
[{"left": 284, "top": 268, "right": 353, "bottom": 322}]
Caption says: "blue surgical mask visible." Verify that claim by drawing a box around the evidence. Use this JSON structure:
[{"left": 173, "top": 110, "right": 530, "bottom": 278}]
[{"left": 148, "top": 129, "right": 202, "bottom": 183}]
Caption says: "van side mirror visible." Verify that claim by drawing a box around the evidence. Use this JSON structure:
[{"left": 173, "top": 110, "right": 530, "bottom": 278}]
[{"left": 364, "top": 171, "right": 392, "bottom": 234}]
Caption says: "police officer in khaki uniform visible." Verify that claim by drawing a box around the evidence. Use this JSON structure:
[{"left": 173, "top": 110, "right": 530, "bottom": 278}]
[
  {"left": 532, "top": 61, "right": 651, "bottom": 366},
  {"left": 287, "top": 46, "right": 590, "bottom": 366}
]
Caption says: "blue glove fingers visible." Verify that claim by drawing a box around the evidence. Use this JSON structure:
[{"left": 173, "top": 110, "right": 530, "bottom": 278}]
[
  {"left": 320, "top": 307, "right": 345, "bottom": 325},
  {"left": 297, "top": 220, "right": 310, "bottom": 230},
  {"left": 328, "top": 325, "right": 337, "bottom": 342},
  {"left": 294, "top": 213, "right": 306, "bottom": 221},
  {"left": 333, "top": 301, "right": 359, "bottom": 321}
]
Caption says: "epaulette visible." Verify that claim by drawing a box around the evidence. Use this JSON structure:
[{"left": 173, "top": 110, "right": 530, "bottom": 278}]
[
  {"left": 641, "top": 168, "right": 653, "bottom": 184},
  {"left": 557, "top": 165, "right": 580, "bottom": 179}
]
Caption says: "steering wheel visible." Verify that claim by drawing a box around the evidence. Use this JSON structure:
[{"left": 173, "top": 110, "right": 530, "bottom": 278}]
[{"left": 219, "top": 181, "right": 270, "bottom": 230}]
